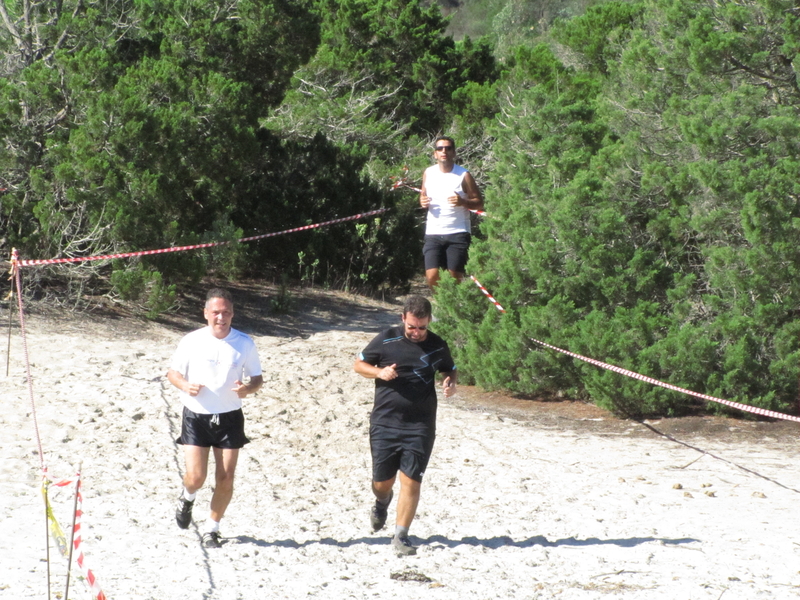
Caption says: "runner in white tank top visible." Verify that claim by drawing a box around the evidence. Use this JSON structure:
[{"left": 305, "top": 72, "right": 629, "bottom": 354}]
[{"left": 419, "top": 136, "right": 484, "bottom": 288}]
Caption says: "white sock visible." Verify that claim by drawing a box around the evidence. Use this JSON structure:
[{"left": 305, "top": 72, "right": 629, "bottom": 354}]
[
  {"left": 395, "top": 525, "right": 409, "bottom": 539},
  {"left": 205, "top": 518, "right": 220, "bottom": 534},
  {"left": 183, "top": 488, "right": 197, "bottom": 502}
]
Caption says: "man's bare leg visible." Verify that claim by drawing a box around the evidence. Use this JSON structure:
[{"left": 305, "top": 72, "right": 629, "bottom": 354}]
[
  {"left": 183, "top": 445, "right": 210, "bottom": 493},
  {"left": 448, "top": 269, "right": 465, "bottom": 283},
  {"left": 395, "top": 471, "right": 421, "bottom": 529},
  {"left": 391, "top": 471, "right": 421, "bottom": 555},
  {"left": 176, "top": 445, "right": 210, "bottom": 530},
  {"left": 209, "top": 447, "right": 239, "bottom": 522},
  {"left": 371, "top": 477, "right": 396, "bottom": 531},
  {"left": 425, "top": 268, "right": 440, "bottom": 288}
]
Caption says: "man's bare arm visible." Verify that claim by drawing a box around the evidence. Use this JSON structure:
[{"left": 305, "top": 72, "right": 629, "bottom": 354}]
[
  {"left": 354, "top": 359, "right": 398, "bottom": 381},
  {"left": 460, "top": 172, "right": 484, "bottom": 210},
  {"left": 167, "top": 369, "right": 204, "bottom": 397},
  {"left": 232, "top": 374, "right": 263, "bottom": 398}
]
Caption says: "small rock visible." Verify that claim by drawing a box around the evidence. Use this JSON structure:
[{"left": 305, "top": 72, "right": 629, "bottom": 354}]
[
  {"left": 673, "top": 483, "right": 683, "bottom": 489},
  {"left": 390, "top": 570, "right": 433, "bottom": 583}
]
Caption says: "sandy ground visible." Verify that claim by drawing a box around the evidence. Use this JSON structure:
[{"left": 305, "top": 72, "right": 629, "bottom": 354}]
[{"left": 3, "top": 285, "right": 800, "bottom": 600}]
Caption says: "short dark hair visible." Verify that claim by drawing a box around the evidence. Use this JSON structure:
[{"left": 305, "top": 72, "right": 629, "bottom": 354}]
[
  {"left": 434, "top": 136, "right": 456, "bottom": 151},
  {"left": 206, "top": 288, "right": 233, "bottom": 307},
  {"left": 403, "top": 295, "right": 432, "bottom": 319}
]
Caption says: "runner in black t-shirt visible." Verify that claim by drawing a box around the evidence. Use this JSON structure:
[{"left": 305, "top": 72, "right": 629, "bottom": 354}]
[{"left": 354, "top": 295, "right": 457, "bottom": 556}]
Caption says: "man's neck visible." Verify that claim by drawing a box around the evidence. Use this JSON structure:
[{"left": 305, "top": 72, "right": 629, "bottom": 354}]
[
  {"left": 437, "top": 160, "right": 455, "bottom": 173},
  {"left": 209, "top": 325, "right": 232, "bottom": 339}
]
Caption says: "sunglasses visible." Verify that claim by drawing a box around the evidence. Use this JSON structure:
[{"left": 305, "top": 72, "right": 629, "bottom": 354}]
[
  {"left": 435, "top": 145, "right": 454, "bottom": 152},
  {"left": 405, "top": 324, "right": 428, "bottom": 331}
]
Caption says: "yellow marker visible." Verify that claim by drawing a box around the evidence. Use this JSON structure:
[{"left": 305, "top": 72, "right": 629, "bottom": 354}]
[{"left": 41, "top": 481, "right": 68, "bottom": 557}]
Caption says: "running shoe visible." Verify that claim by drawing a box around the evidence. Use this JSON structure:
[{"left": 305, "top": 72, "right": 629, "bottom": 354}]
[
  {"left": 202, "top": 531, "right": 222, "bottom": 548},
  {"left": 391, "top": 535, "right": 417, "bottom": 556},
  {"left": 175, "top": 495, "right": 194, "bottom": 529},
  {"left": 370, "top": 490, "right": 393, "bottom": 531}
]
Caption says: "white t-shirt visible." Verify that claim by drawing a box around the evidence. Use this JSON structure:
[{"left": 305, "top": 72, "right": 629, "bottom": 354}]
[
  {"left": 424, "top": 164, "right": 471, "bottom": 235},
  {"left": 170, "top": 326, "right": 262, "bottom": 414}
]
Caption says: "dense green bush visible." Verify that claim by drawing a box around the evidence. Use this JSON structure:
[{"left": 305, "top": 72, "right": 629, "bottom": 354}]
[
  {"left": 1, "top": 0, "right": 496, "bottom": 306},
  {"left": 434, "top": 0, "right": 800, "bottom": 418},
  {"left": 1, "top": 0, "right": 321, "bottom": 305}
]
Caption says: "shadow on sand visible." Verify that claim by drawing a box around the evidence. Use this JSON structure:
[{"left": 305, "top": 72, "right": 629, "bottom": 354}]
[
  {"left": 227, "top": 533, "right": 698, "bottom": 550},
  {"left": 154, "top": 279, "right": 404, "bottom": 338}
]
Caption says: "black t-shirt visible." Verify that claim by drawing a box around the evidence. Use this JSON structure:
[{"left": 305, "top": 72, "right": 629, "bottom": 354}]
[{"left": 359, "top": 326, "right": 456, "bottom": 431}]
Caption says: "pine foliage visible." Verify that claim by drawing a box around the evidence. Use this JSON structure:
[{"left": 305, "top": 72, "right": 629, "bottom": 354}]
[{"left": 434, "top": 0, "right": 800, "bottom": 417}]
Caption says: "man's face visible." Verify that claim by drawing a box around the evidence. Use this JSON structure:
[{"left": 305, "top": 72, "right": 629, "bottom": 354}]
[
  {"left": 204, "top": 297, "right": 234, "bottom": 339},
  {"left": 433, "top": 139, "right": 455, "bottom": 164},
  {"left": 401, "top": 312, "right": 431, "bottom": 343}
]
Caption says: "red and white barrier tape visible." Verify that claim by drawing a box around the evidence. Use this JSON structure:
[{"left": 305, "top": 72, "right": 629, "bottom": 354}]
[
  {"left": 13, "top": 193, "right": 479, "bottom": 269},
  {"left": 467, "top": 269, "right": 800, "bottom": 423},
  {"left": 238, "top": 208, "right": 389, "bottom": 242},
  {"left": 41, "top": 469, "right": 107, "bottom": 599},
  {"left": 469, "top": 275, "right": 506, "bottom": 313},
  {"left": 10, "top": 249, "right": 45, "bottom": 467},
  {"left": 16, "top": 208, "right": 390, "bottom": 268},
  {"left": 71, "top": 476, "right": 107, "bottom": 600},
  {"left": 529, "top": 336, "right": 800, "bottom": 423},
  {"left": 46, "top": 475, "right": 79, "bottom": 487}
]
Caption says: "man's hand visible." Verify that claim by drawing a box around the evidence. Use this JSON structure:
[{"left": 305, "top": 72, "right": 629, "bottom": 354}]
[
  {"left": 184, "top": 382, "right": 204, "bottom": 397},
  {"left": 167, "top": 369, "right": 204, "bottom": 397},
  {"left": 447, "top": 194, "right": 463, "bottom": 207},
  {"left": 231, "top": 375, "right": 263, "bottom": 398},
  {"left": 377, "top": 364, "right": 399, "bottom": 381},
  {"left": 232, "top": 380, "right": 250, "bottom": 398},
  {"left": 420, "top": 195, "right": 431, "bottom": 209},
  {"left": 443, "top": 375, "right": 456, "bottom": 398}
]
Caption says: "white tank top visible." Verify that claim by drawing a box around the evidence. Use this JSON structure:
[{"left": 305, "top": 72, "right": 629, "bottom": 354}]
[{"left": 424, "top": 164, "right": 471, "bottom": 235}]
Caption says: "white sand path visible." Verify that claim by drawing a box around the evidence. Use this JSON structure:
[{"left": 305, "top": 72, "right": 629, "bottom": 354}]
[{"left": 3, "top": 295, "right": 800, "bottom": 599}]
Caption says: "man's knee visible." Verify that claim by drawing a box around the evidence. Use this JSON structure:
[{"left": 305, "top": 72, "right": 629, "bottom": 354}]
[
  {"left": 372, "top": 479, "right": 395, "bottom": 498},
  {"left": 425, "top": 269, "right": 440, "bottom": 287},
  {"left": 398, "top": 471, "right": 422, "bottom": 494},
  {"left": 183, "top": 448, "right": 210, "bottom": 490},
  {"left": 214, "top": 463, "right": 237, "bottom": 487},
  {"left": 183, "top": 469, "right": 206, "bottom": 491},
  {"left": 448, "top": 270, "right": 465, "bottom": 282}
]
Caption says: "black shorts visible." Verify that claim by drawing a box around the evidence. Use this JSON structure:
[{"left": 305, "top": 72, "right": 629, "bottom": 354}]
[
  {"left": 423, "top": 232, "right": 471, "bottom": 272},
  {"left": 370, "top": 425, "right": 435, "bottom": 483},
  {"left": 176, "top": 406, "right": 250, "bottom": 449}
]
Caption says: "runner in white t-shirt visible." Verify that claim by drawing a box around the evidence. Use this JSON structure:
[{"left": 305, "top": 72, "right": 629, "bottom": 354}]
[{"left": 167, "top": 288, "right": 263, "bottom": 548}]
